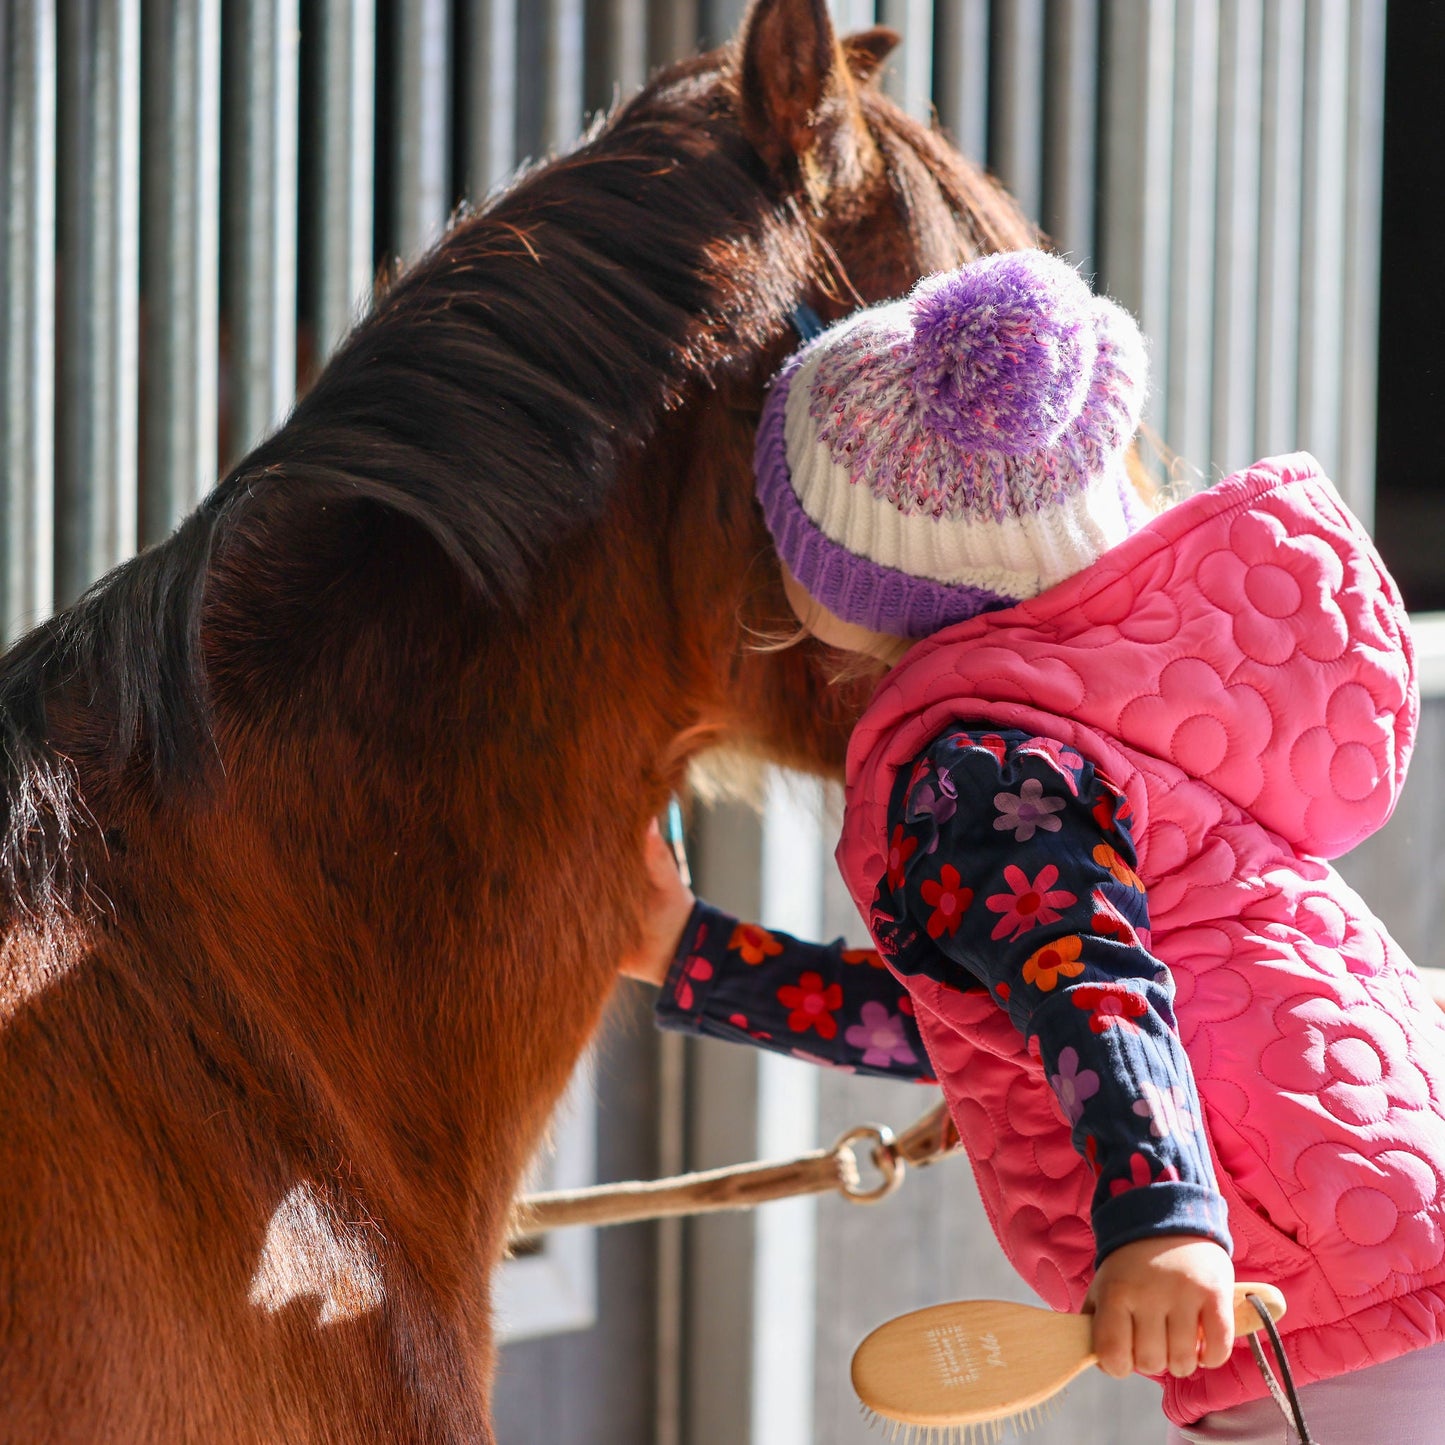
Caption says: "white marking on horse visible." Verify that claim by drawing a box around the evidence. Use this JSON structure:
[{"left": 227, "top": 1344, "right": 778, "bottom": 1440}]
[{"left": 248, "top": 1181, "right": 384, "bottom": 1325}]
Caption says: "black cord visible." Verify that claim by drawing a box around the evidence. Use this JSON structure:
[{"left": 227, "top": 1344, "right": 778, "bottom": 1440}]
[{"left": 1245, "top": 1294, "right": 1316, "bottom": 1443}]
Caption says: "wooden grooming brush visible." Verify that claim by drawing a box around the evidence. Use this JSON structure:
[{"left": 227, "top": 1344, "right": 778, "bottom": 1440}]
[{"left": 852, "top": 1282, "right": 1286, "bottom": 1444}]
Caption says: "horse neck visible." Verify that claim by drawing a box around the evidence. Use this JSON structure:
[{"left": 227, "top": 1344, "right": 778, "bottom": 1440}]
[{"left": 103, "top": 513, "right": 687, "bottom": 1276}]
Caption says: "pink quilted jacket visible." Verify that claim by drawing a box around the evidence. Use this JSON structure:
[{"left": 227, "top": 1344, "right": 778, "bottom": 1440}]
[{"left": 835, "top": 454, "right": 1445, "bottom": 1424}]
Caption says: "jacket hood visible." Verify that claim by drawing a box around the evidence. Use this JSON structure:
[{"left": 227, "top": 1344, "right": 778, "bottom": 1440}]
[{"left": 846, "top": 454, "right": 1417, "bottom": 862}]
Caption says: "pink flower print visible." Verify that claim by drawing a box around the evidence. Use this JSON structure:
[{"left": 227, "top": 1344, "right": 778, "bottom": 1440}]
[
  {"left": 1131, "top": 1081, "right": 1199, "bottom": 1140},
  {"left": 886, "top": 824, "right": 919, "bottom": 890},
  {"left": 1109, "top": 1152, "right": 1182, "bottom": 1197},
  {"left": 920, "top": 864, "right": 973, "bottom": 939},
  {"left": 1016, "top": 738, "right": 1085, "bottom": 793},
  {"left": 1072, "top": 984, "right": 1148, "bottom": 1034},
  {"left": 1048, "top": 1047, "right": 1099, "bottom": 1125},
  {"left": 844, "top": 1001, "right": 918, "bottom": 1069},
  {"left": 993, "top": 777, "right": 1066, "bottom": 842},
  {"left": 673, "top": 955, "right": 713, "bottom": 1012},
  {"left": 948, "top": 731, "right": 1007, "bottom": 764},
  {"left": 1090, "top": 889, "right": 1145, "bottom": 951},
  {"left": 907, "top": 769, "right": 957, "bottom": 850},
  {"left": 777, "top": 972, "right": 844, "bottom": 1040},
  {"left": 985, "top": 864, "right": 1076, "bottom": 942},
  {"left": 1092, "top": 779, "right": 1133, "bottom": 836}
]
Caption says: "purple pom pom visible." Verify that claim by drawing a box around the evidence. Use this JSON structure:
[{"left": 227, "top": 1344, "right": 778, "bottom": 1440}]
[{"left": 907, "top": 251, "right": 1098, "bottom": 455}]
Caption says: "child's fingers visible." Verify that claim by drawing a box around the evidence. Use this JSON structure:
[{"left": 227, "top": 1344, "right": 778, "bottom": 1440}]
[
  {"left": 1131, "top": 1312, "right": 1169, "bottom": 1378},
  {"left": 1088, "top": 1301, "right": 1135, "bottom": 1379},
  {"left": 1197, "top": 1290, "right": 1235, "bottom": 1370},
  {"left": 1165, "top": 1305, "right": 1205, "bottom": 1377}
]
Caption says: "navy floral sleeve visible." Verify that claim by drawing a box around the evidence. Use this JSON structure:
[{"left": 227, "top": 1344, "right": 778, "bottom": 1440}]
[
  {"left": 654, "top": 904, "right": 936, "bottom": 1082},
  {"left": 656, "top": 725, "right": 1232, "bottom": 1266},
  {"left": 873, "top": 726, "right": 1230, "bottom": 1262}
]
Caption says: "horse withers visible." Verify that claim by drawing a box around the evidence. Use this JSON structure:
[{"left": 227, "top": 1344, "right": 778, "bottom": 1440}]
[{"left": 0, "top": 0, "right": 1034, "bottom": 1438}]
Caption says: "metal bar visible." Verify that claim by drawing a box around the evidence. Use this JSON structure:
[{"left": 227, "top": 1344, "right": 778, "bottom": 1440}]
[
  {"left": 1338, "top": 0, "right": 1385, "bottom": 525},
  {"left": 464, "top": 0, "right": 517, "bottom": 201},
  {"left": 1042, "top": 0, "right": 1097, "bottom": 269},
  {"left": 878, "top": 0, "right": 934, "bottom": 121},
  {"left": 1254, "top": 0, "right": 1304, "bottom": 460},
  {"left": 647, "top": 0, "right": 700, "bottom": 68},
  {"left": 1164, "top": 0, "right": 1218, "bottom": 484},
  {"left": 1210, "top": 0, "right": 1263, "bottom": 479},
  {"left": 1098, "top": 0, "right": 1175, "bottom": 473},
  {"left": 394, "top": 0, "right": 451, "bottom": 258},
  {"left": 1296, "top": 0, "right": 1349, "bottom": 485},
  {"left": 933, "top": 0, "right": 990, "bottom": 165},
  {"left": 224, "top": 0, "right": 300, "bottom": 463},
  {"left": 140, "top": 0, "right": 220, "bottom": 543},
  {"left": 57, "top": 0, "right": 141, "bottom": 607},
  {"left": 989, "top": 0, "right": 1045, "bottom": 224},
  {"left": 653, "top": 1028, "right": 687, "bottom": 1445},
  {"left": 314, "top": 0, "right": 376, "bottom": 360},
  {"left": 1, "top": 0, "right": 57, "bottom": 640},
  {"left": 597, "top": 0, "right": 648, "bottom": 102},
  {"left": 830, "top": 0, "right": 877, "bottom": 36},
  {"left": 545, "top": 0, "right": 586, "bottom": 152}
]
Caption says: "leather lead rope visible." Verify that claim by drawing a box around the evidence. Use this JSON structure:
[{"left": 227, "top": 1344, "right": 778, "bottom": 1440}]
[
  {"left": 1245, "top": 1294, "right": 1316, "bottom": 1443},
  {"left": 508, "top": 1099, "right": 960, "bottom": 1248}
]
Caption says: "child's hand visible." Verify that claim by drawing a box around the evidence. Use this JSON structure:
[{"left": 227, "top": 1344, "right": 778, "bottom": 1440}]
[
  {"left": 618, "top": 820, "right": 697, "bottom": 987},
  {"left": 1082, "top": 1234, "right": 1235, "bottom": 1379}
]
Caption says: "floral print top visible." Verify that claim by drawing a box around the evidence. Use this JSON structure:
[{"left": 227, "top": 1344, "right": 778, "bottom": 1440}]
[{"left": 655, "top": 726, "right": 1231, "bottom": 1266}]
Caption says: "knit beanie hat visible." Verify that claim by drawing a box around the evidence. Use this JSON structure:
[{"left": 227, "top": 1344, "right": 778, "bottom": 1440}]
[{"left": 754, "top": 248, "right": 1150, "bottom": 639}]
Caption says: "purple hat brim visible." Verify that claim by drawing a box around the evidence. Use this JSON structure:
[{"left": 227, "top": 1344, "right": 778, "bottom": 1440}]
[{"left": 754, "top": 356, "right": 1015, "bottom": 640}]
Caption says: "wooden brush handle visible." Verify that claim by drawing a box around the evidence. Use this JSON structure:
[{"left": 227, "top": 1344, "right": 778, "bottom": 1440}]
[{"left": 1231, "top": 1282, "right": 1286, "bottom": 1336}]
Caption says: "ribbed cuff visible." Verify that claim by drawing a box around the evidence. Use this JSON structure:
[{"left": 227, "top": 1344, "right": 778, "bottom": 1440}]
[
  {"left": 1091, "top": 1183, "right": 1234, "bottom": 1268},
  {"left": 654, "top": 900, "right": 721, "bottom": 1032}
]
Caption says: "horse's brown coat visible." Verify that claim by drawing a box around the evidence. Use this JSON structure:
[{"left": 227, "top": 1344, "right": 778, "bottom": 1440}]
[{"left": 0, "top": 1, "right": 1033, "bottom": 1438}]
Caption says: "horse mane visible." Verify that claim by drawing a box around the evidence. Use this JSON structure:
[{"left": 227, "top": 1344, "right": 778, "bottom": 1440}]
[{"left": 0, "top": 60, "right": 1023, "bottom": 925}]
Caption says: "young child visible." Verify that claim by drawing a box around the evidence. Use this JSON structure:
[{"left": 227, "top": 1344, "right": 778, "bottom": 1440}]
[{"left": 623, "top": 250, "right": 1445, "bottom": 1442}]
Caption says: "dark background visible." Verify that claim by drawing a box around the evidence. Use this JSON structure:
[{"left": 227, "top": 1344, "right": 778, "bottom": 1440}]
[{"left": 1375, "top": 0, "right": 1445, "bottom": 611}]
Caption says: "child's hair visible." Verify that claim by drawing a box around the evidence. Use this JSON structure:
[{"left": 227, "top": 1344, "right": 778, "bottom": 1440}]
[{"left": 753, "top": 249, "right": 1154, "bottom": 644}]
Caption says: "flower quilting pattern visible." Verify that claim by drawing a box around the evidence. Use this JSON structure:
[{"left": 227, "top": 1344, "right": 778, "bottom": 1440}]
[
  {"left": 1196, "top": 508, "right": 1351, "bottom": 668},
  {"left": 1258, "top": 997, "right": 1430, "bottom": 1128},
  {"left": 1115, "top": 657, "right": 1271, "bottom": 800},
  {"left": 1295, "top": 1141, "right": 1445, "bottom": 1289},
  {"left": 1289, "top": 681, "right": 1401, "bottom": 848}
]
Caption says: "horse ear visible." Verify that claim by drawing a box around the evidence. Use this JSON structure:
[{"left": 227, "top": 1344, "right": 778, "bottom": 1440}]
[
  {"left": 841, "top": 27, "right": 899, "bottom": 84},
  {"left": 737, "top": 0, "right": 851, "bottom": 173}
]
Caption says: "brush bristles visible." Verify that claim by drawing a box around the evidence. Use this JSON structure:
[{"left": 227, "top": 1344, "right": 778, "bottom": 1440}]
[{"left": 859, "top": 1393, "right": 1063, "bottom": 1445}]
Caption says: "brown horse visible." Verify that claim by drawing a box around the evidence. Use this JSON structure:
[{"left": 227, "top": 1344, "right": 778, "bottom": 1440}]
[{"left": 0, "top": 1, "right": 1032, "bottom": 1439}]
